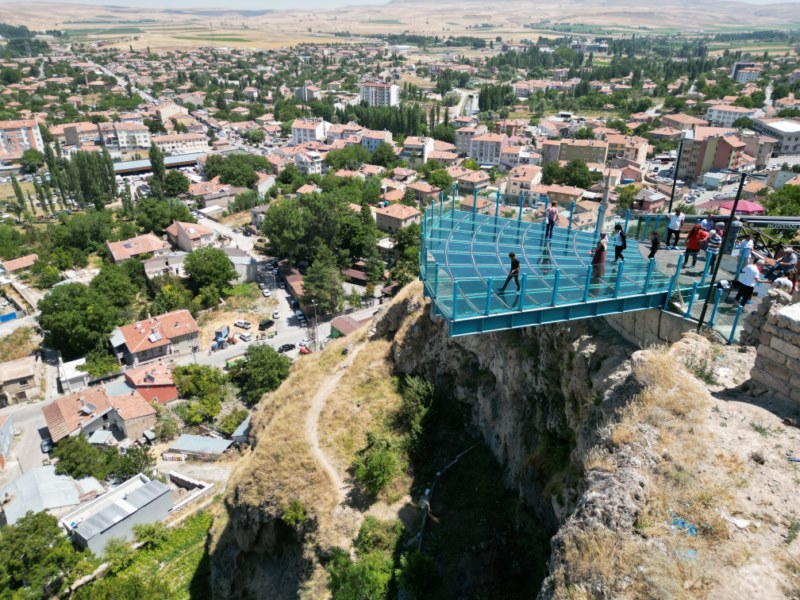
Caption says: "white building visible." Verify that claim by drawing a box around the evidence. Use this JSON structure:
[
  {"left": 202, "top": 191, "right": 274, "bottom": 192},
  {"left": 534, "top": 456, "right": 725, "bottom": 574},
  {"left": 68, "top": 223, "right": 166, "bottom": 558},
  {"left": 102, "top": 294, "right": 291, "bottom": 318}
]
[
  {"left": 295, "top": 150, "right": 325, "bottom": 175},
  {"left": 291, "top": 118, "right": 329, "bottom": 145},
  {"left": 114, "top": 123, "right": 151, "bottom": 151},
  {"left": 705, "top": 105, "right": 759, "bottom": 128},
  {"left": 469, "top": 133, "right": 507, "bottom": 166},
  {"left": 360, "top": 129, "right": 393, "bottom": 153},
  {"left": 0, "top": 119, "right": 44, "bottom": 158},
  {"left": 151, "top": 133, "right": 209, "bottom": 155},
  {"left": 750, "top": 118, "right": 800, "bottom": 155},
  {"left": 359, "top": 81, "right": 400, "bottom": 107}
]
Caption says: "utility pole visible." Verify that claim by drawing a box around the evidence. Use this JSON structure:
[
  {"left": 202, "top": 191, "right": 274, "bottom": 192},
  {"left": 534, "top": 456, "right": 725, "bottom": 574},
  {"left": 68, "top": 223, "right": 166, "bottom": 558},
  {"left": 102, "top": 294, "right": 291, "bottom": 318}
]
[{"left": 667, "top": 138, "right": 685, "bottom": 214}]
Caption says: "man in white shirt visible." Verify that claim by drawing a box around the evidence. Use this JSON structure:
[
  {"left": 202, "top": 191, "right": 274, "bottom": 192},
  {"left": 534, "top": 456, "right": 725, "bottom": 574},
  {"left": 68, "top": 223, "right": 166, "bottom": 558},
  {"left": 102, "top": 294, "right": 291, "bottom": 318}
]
[
  {"left": 739, "top": 235, "right": 754, "bottom": 254},
  {"left": 735, "top": 258, "right": 764, "bottom": 306},
  {"left": 666, "top": 209, "right": 685, "bottom": 250}
]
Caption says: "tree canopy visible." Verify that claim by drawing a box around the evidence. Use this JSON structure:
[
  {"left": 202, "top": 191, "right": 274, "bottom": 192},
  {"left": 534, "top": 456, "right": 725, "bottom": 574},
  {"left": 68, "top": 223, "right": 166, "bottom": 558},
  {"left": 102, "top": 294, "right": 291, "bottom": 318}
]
[
  {"left": 38, "top": 283, "right": 124, "bottom": 359},
  {"left": 134, "top": 197, "right": 193, "bottom": 235},
  {"left": 228, "top": 344, "right": 291, "bottom": 405},
  {"left": 184, "top": 246, "right": 237, "bottom": 295},
  {"left": 302, "top": 245, "right": 344, "bottom": 313}
]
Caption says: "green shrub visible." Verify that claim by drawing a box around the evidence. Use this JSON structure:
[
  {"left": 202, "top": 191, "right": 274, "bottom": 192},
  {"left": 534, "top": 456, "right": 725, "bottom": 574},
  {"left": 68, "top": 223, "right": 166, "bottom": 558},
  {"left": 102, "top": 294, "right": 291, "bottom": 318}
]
[
  {"left": 354, "top": 517, "right": 403, "bottom": 556},
  {"left": 327, "top": 547, "right": 392, "bottom": 600},
  {"left": 133, "top": 522, "right": 169, "bottom": 550},
  {"left": 354, "top": 434, "right": 399, "bottom": 497},
  {"left": 397, "top": 550, "right": 439, "bottom": 597},
  {"left": 282, "top": 500, "right": 307, "bottom": 527}
]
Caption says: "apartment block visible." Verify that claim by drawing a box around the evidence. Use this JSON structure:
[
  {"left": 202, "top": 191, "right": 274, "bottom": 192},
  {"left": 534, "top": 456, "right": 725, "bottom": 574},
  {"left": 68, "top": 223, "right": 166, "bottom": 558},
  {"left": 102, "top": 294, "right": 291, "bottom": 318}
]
[
  {"left": 750, "top": 118, "right": 800, "bottom": 156},
  {"left": 0, "top": 119, "right": 44, "bottom": 159},
  {"left": 359, "top": 81, "right": 399, "bottom": 107},
  {"left": 605, "top": 134, "right": 649, "bottom": 167},
  {"left": 468, "top": 133, "right": 507, "bottom": 166},
  {"left": 291, "top": 118, "right": 329, "bottom": 145},
  {"left": 455, "top": 125, "right": 488, "bottom": 155},
  {"left": 360, "top": 129, "right": 393, "bottom": 154},
  {"left": 540, "top": 139, "right": 608, "bottom": 164},
  {"left": 151, "top": 133, "right": 210, "bottom": 155},
  {"left": 706, "top": 105, "right": 758, "bottom": 128}
]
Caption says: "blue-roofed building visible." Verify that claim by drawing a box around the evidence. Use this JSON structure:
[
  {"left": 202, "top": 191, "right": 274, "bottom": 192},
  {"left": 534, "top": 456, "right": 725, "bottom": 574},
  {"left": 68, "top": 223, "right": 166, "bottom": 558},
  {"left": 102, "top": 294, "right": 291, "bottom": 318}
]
[
  {"left": 169, "top": 434, "right": 232, "bottom": 459},
  {"left": 231, "top": 414, "right": 251, "bottom": 445},
  {"left": 60, "top": 474, "right": 172, "bottom": 555}
]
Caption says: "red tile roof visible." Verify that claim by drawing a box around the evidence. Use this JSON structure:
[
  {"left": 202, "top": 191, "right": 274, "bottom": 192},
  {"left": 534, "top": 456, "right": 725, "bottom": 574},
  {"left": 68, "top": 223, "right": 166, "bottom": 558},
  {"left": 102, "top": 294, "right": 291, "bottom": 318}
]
[
  {"left": 116, "top": 310, "right": 199, "bottom": 354},
  {"left": 43, "top": 388, "right": 113, "bottom": 442}
]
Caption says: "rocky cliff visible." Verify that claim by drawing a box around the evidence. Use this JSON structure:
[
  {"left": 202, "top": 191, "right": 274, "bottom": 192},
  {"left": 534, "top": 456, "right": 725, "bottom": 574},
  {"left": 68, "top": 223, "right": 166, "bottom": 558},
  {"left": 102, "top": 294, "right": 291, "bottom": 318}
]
[{"left": 211, "top": 283, "right": 789, "bottom": 599}]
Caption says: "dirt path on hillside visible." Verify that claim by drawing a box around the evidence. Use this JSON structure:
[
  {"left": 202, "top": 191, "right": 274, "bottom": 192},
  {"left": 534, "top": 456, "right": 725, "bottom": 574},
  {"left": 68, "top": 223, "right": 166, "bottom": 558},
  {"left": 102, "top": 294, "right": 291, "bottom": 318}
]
[{"left": 305, "top": 343, "right": 365, "bottom": 505}]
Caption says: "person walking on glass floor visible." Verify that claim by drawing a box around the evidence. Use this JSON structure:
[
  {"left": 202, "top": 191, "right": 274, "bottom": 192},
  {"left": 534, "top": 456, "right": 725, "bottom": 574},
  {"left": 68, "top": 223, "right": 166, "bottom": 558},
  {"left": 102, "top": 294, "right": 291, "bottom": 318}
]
[
  {"left": 613, "top": 224, "right": 626, "bottom": 263},
  {"left": 665, "top": 208, "right": 685, "bottom": 249},
  {"left": 545, "top": 201, "right": 559, "bottom": 242},
  {"left": 498, "top": 252, "right": 521, "bottom": 294}
]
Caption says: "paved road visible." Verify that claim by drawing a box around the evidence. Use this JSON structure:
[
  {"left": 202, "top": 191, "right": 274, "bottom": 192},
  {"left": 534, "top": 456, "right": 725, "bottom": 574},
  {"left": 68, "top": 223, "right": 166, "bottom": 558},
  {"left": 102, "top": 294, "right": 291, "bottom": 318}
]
[
  {"left": 198, "top": 217, "right": 255, "bottom": 253},
  {"left": 0, "top": 397, "right": 51, "bottom": 487}
]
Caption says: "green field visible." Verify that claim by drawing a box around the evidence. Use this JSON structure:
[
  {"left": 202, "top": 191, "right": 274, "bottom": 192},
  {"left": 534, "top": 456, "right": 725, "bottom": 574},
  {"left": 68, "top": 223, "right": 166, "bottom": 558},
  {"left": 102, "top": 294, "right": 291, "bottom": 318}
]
[
  {"left": 174, "top": 35, "right": 251, "bottom": 42},
  {"left": 65, "top": 27, "right": 144, "bottom": 36}
]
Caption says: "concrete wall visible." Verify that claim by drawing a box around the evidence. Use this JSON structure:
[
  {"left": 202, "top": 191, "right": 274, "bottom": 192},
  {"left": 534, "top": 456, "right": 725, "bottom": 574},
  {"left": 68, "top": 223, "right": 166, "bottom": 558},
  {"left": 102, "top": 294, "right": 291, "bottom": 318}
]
[{"left": 605, "top": 308, "right": 698, "bottom": 348}]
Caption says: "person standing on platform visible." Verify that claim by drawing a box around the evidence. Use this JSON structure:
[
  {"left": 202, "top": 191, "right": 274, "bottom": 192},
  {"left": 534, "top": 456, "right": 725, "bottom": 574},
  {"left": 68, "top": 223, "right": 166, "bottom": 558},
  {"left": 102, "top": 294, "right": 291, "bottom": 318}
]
[
  {"left": 545, "top": 201, "right": 559, "bottom": 242},
  {"left": 735, "top": 257, "right": 765, "bottom": 306},
  {"left": 706, "top": 226, "right": 723, "bottom": 271},
  {"left": 613, "top": 224, "right": 626, "bottom": 263},
  {"left": 498, "top": 252, "right": 521, "bottom": 294},
  {"left": 648, "top": 230, "right": 660, "bottom": 259},
  {"left": 665, "top": 208, "right": 685, "bottom": 249},
  {"left": 590, "top": 233, "right": 608, "bottom": 297},
  {"left": 684, "top": 224, "right": 708, "bottom": 270}
]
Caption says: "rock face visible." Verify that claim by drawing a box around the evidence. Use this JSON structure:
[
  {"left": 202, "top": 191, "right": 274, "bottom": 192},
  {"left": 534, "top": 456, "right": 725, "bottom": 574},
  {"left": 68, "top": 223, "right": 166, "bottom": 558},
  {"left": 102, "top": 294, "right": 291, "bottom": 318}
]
[
  {"left": 379, "top": 286, "right": 640, "bottom": 522},
  {"left": 210, "top": 492, "right": 317, "bottom": 600},
  {"left": 211, "top": 283, "right": 657, "bottom": 598}
]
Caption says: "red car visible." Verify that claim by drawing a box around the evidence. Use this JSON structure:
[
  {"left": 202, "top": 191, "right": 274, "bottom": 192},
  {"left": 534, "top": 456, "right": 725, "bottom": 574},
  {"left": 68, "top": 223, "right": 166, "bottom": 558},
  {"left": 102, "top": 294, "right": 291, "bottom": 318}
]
[{"left": 299, "top": 346, "right": 312, "bottom": 355}]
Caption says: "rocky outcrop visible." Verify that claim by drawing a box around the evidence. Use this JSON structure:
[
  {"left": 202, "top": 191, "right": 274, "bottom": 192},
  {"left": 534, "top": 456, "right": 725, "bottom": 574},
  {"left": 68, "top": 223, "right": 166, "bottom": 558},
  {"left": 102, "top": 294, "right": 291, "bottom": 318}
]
[{"left": 375, "top": 284, "right": 639, "bottom": 521}]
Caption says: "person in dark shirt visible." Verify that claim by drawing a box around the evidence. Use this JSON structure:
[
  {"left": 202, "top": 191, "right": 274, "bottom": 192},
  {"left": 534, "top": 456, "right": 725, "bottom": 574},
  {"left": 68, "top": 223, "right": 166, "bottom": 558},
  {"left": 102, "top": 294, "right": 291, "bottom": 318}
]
[
  {"left": 499, "top": 252, "right": 521, "bottom": 293},
  {"left": 648, "top": 231, "right": 660, "bottom": 259}
]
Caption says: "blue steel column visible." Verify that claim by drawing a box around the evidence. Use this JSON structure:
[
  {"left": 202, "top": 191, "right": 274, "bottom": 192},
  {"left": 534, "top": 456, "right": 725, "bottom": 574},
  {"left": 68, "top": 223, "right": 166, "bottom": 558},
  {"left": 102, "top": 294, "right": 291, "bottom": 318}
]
[
  {"left": 643, "top": 258, "right": 655, "bottom": 293},
  {"left": 452, "top": 280, "right": 459, "bottom": 320},
  {"left": 684, "top": 282, "right": 698, "bottom": 318},
  {"left": 518, "top": 191, "right": 524, "bottom": 222},
  {"left": 484, "top": 278, "right": 493, "bottom": 315},
  {"left": 700, "top": 254, "right": 711, "bottom": 286},
  {"left": 582, "top": 266, "right": 592, "bottom": 302},
  {"left": 495, "top": 188, "right": 501, "bottom": 218},
  {"left": 708, "top": 288, "right": 723, "bottom": 327},
  {"left": 594, "top": 204, "right": 604, "bottom": 234},
  {"left": 472, "top": 188, "right": 478, "bottom": 215},
  {"left": 614, "top": 262, "right": 624, "bottom": 297},
  {"left": 551, "top": 269, "right": 560, "bottom": 306},
  {"left": 568, "top": 201, "right": 575, "bottom": 231},
  {"left": 728, "top": 304, "right": 744, "bottom": 345},
  {"left": 624, "top": 209, "right": 631, "bottom": 235},
  {"left": 518, "top": 274, "right": 527, "bottom": 311},
  {"left": 438, "top": 190, "right": 443, "bottom": 221}
]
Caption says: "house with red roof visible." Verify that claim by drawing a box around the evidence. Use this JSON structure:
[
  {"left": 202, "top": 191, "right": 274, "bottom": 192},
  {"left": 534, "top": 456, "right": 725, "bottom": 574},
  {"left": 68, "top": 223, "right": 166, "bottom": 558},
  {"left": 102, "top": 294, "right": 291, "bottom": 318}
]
[
  {"left": 110, "top": 309, "right": 200, "bottom": 366},
  {"left": 165, "top": 221, "right": 215, "bottom": 252},
  {"left": 123, "top": 363, "right": 179, "bottom": 405},
  {"left": 42, "top": 386, "right": 156, "bottom": 444},
  {"left": 106, "top": 234, "right": 170, "bottom": 263}
]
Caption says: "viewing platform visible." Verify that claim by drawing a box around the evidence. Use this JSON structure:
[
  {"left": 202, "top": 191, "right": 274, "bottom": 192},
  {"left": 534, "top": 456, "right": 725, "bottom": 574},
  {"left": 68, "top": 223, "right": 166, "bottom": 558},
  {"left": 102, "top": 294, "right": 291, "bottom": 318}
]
[{"left": 421, "top": 203, "right": 700, "bottom": 337}]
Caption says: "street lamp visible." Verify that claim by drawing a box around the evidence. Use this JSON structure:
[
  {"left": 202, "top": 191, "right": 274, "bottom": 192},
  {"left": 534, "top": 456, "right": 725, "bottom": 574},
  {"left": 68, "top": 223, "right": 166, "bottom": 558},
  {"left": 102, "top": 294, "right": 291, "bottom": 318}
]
[
  {"left": 695, "top": 168, "right": 768, "bottom": 331},
  {"left": 311, "top": 299, "right": 319, "bottom": 353}
]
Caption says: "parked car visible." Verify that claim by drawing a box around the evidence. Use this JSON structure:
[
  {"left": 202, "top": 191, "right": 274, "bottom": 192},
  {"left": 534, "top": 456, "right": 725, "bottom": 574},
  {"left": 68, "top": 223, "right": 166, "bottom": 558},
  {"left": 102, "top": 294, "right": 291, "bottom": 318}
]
[
  {"left": 258, "top": 282, "right": 267, "bottom": 290},
  {"left": 239, "top": 333, "right": 252, "bottom": 342},
  {"left": 277, "top": 343, "right": 296, "bottom": 353},
  {"left": 262, "top": 289, "right": 271, "bottom": 297},
  {"left": 299, "top": 346, "right": 312, "bottom": 355},
  {"left": 40, "top": 438, "right": 52, "bottom": 453},
  {"left": 299, "top": 338, "right": 311, "bottom": 347},
  {"left": 234, "top": 320, "right": 252, "bottom": 329},
  {"left": 258, "top": 319, "right": 275, "bottom": 331},
  {"left": 272, "top": 310, "right": 280, "bottom": 319}
]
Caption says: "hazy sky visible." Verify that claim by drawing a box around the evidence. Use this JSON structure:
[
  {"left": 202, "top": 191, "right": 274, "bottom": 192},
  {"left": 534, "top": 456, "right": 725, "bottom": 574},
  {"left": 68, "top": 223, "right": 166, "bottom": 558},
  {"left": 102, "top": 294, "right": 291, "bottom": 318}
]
[
  {"left": 0, "top": 0, "right": 389, "bottom": 8},
  {"left": 1, "top": 0, "right": 797, "bottom": 9}
]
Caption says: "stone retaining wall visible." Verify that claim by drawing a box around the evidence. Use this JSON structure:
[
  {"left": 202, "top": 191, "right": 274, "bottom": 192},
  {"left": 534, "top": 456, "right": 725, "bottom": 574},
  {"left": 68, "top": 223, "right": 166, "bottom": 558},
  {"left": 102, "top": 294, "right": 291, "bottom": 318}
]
[{"left": 749, "top": 293, "right": 800, "bottom": 403}]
